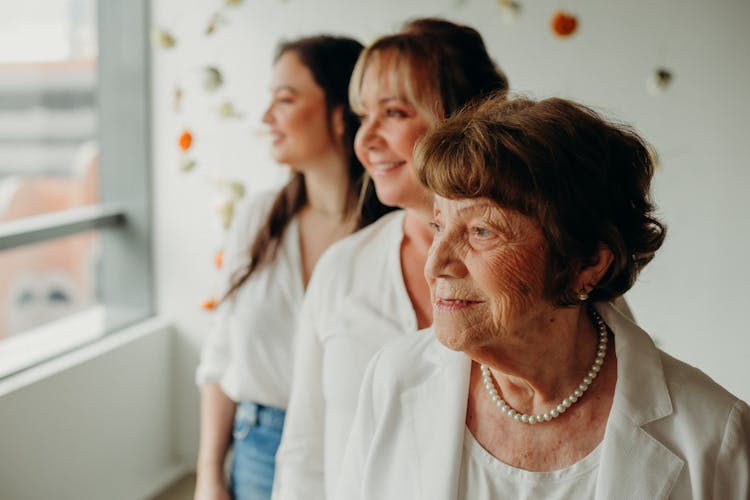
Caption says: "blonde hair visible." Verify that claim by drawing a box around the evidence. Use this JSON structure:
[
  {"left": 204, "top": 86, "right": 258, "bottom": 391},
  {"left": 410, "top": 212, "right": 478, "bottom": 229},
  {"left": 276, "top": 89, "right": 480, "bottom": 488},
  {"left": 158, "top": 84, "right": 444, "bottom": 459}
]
[{"left": 349, "top": 18, "right": 509, "bottom": 125}]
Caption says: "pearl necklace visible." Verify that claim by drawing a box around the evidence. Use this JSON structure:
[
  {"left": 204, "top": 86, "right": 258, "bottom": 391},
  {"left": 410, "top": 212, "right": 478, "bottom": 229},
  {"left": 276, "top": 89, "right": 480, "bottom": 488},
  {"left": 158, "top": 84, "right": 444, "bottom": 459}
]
[{"left": 480, "top": 308, "right": 608, "bottom": 425}]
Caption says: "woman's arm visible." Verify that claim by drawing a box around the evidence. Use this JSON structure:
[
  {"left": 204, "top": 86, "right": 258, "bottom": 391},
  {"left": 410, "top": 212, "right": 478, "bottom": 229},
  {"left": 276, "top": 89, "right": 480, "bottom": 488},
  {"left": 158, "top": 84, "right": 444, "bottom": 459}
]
[
  {"left": 272, "top": 291, "right": 326, "bottom": 500},
  {"left": 713, "top": 399, "right": 750, "bottom": 499},
  {"left": 334, "top": 349, "right": 382, "bottom": 500},
  {"left": 194, "top": 382, "right": 235, "bottom": 500}
]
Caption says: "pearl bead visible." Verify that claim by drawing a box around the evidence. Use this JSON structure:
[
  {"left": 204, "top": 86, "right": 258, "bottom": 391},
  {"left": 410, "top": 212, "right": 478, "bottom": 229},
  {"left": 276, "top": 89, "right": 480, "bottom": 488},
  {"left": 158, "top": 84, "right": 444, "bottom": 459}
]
[{"left": 479, "top": 307, "right": 608, "bottom": 426}]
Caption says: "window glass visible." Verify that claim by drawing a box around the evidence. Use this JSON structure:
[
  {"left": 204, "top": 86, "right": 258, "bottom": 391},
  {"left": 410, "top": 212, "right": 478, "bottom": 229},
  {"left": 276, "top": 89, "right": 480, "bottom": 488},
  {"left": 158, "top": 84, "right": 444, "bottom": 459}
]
[
  {"left": 0, "top": 0, "right": 101, "bottom": 355},
  {"left": 0, "top": 0, "right": 98, "bottom": 213}
]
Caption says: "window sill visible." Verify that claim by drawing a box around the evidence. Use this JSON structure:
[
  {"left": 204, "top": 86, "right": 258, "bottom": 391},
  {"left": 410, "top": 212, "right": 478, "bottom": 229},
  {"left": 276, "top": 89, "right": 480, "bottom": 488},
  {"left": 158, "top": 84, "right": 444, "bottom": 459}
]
[{"left": 0, "top": 312, "right": 169, "bottom": 397}]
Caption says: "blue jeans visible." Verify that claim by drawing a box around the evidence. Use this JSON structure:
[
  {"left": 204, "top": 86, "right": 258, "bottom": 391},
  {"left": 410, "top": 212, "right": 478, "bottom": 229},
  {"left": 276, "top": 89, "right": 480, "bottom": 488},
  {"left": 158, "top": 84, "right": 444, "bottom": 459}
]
[{"left": 229, "top": 402, "right": 286, "bottom": 500}]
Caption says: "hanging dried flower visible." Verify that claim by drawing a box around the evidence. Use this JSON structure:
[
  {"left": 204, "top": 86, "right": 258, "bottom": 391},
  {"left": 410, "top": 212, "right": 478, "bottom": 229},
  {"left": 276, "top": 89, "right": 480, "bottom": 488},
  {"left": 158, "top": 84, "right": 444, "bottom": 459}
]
[
  {"left": 225, "top": 0, "right": 244, "bottom": 5},
  {"left": 646, "top": 68, "right": 674, "bottom": 95},
  {"left": 216, "top": 198, "right": 235, "bottom": 230},
  {"left": 151, "top": 27, "right": 177, "bottom": 49},
  {"left": 205, "top": 12, "right": 228, "bottom": 35},
  {"left": 201, "top": 297, "right": 218, "bottom": 311},
  {"left": 179, "top": 158, "right": 197, "bottom": 172},
  {"left": 179, "top": 129, "right": 193, "bottom": 151},
  {"left": 218, "top": 101, "right": 243, "bottom": 119},
  {"left": 498, "top": 0, "right": 522, "bottom": 23},
  {"left": 173, "top": 87, "right": 183, "bottom": 113},
  {"left": 202, "top": 67, "right": 224, "bottom": 92},
  {"left": 551, "top": 11, "right": 578, "bottom": 37},
  {"left": 227, "top": 181, "right": 246, "bottom": 201}
]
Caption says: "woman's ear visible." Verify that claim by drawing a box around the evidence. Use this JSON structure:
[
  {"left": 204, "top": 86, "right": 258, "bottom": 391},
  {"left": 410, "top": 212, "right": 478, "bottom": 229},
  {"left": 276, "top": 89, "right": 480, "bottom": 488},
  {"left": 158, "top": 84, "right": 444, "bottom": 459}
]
[
  {"left": 331, "top": 106, "right": 345, "bottom": 140},
  {"left": 573, "top": 243, "right": 614, "bottom": 295}
]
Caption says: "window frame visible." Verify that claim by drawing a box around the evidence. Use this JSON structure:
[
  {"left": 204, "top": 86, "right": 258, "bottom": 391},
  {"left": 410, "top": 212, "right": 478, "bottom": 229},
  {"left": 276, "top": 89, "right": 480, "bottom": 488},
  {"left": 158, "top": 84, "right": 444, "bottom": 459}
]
[{"left": 0, "top": 0, "right": 153, "bottom": 377}]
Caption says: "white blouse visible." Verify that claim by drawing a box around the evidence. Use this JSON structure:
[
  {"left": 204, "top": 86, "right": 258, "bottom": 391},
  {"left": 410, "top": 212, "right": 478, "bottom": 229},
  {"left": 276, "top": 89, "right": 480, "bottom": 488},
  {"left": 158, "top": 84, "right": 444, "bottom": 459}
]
[
  {"left": 272, "top": 210, "right": 421, "bottom": 500},
  {"left": 458, "top": 427, "right": 600, "bottom": 499},
  {"left": 195, "top": 191, "right": 305, "bottom": 409}
]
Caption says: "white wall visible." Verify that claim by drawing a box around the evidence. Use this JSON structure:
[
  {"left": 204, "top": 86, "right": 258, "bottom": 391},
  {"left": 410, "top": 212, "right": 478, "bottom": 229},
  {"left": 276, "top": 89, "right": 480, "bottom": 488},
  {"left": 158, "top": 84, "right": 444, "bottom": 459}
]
[
  {"left": 152, "top": 0, "right": 750, "bottom": 466},
  {"left": 0, "top": 318, "right": 186, "bottom": 500}
]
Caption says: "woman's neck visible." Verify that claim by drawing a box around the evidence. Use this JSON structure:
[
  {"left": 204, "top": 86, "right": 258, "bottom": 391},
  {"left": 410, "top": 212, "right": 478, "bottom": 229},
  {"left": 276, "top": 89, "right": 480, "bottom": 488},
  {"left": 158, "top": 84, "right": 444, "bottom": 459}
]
[
  {"left": 478, "top": 307, "right": 602, "bottom": 411},
  {"left": 400, "top": 205, "right": 436, "bottom": 329},
  {"left": 296, "top": 152, "right": 351, "bottom": 220}
]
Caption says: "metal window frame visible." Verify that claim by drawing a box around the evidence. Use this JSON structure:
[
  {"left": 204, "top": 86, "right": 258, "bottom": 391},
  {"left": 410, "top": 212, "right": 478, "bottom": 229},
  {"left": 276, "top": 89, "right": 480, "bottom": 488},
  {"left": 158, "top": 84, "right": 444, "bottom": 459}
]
[
  {"left": 0, "top": 0, "right": 153, "bottom": 348},
  {"left": 97, "top": 0, "right": 154, "bottom": 332}
]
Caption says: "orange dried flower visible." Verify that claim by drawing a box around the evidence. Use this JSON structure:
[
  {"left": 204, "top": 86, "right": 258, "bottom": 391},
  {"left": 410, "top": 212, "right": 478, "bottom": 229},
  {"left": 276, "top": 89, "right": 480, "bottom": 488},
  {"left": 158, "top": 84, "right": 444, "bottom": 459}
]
[
  {"left": 179, "top": 129, "right": 193, "bottom": 151},
  {"left": 551, "top": 11, "right": 578, "bottom": 37},
  {"left": 214, "top": 250, "right": 224, "bottom": 269},
  {"left": 201, "top": 297, "right": 218, "bottom": 311}
]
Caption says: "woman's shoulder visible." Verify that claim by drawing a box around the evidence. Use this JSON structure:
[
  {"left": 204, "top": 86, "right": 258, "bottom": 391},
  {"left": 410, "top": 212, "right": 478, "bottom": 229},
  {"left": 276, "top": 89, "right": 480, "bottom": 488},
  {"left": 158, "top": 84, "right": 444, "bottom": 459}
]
[
  {"left": 310, "top": 210, "right": 404, "bottom": 280},
  {"left": 366, "top": 330, "right": 463, "bottom": 388},
  {"left": 659, "top": 350, "right": 746, "bottom": 413},
  {"left": 328, "top": 210, "right": 404, "bottom": 258}
]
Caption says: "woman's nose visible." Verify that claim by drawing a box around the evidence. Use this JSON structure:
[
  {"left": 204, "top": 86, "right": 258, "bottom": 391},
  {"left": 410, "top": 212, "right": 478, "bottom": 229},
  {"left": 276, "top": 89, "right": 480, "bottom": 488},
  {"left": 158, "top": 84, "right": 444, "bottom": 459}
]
[
  {"left": 424, "top": 232, "right": 467, "bottom": 280},
  {"left": 356, "top": 116, "right": 382, "bottom": 150},
  {"left": 261, "top": 104, "right": 273, "bottom": 125}
]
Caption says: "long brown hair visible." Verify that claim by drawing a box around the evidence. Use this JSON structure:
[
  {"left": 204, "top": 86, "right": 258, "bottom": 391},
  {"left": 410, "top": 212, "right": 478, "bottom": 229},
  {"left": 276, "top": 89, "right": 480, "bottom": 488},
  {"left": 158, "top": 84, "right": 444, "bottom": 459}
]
[{"left": 224, "top": 36, "right": 392, "bottom": 301}]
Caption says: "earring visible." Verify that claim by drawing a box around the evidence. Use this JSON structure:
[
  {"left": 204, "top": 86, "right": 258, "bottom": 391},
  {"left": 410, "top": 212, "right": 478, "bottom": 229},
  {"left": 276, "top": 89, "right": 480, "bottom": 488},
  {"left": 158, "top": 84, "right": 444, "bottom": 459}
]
[{"left": 577, "top": 287, "right": 589, "bottom": 302}]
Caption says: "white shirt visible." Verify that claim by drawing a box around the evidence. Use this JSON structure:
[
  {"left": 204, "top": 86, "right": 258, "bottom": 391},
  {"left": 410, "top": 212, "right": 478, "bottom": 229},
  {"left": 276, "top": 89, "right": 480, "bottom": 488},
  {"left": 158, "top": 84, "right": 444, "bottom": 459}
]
[
  {"left": 195, "top": 191, "right": 305, "bottom": 409},
  {"left": 335, "top": 302, "right": 750, "bottom": 500},
  {"left": 272, "top": 210, "right": 421, "bottom": 500},
  {"left": 458, "top": 427, "right": 600, "bottom": 499}
]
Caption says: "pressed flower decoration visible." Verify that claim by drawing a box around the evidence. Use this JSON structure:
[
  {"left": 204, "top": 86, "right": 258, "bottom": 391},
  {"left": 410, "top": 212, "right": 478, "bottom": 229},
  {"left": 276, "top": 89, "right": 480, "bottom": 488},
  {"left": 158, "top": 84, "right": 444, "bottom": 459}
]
[
  {"left": 202, "top": 66, "right": 224, "bottom": 91},
  {"left": 151, "top": 27, "right": 177, "bottom": 49},
  {"left": 551, "top": 10, "right": 578, "bottom": 37},
  {"left": 497, "top": 0, "right": 522, "bottom": 24},
  {"left": 218, "top": 101, "right": 243, "bottom": 119},
  {"left": 201, "top": 297, "right": 218, "bottom": 311},
  {"left": 178, "top": 129, "right": 193, "bottom": 151},
  {"left": 647, "top": 68, "right": 674, "bottom": 95}
]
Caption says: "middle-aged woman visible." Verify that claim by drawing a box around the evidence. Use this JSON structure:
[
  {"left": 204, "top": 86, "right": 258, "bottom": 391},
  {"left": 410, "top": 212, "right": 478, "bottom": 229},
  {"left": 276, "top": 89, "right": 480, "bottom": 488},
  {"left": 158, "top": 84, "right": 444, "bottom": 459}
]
[
  {"left": 272, "top": 18, "right": 510, "bottom": 500},
  {"left": 193, "top": 36, "right": 391, "bottom": 500},
  {"left": 337, "top": 94, "right": 750, "bottom": 499}
]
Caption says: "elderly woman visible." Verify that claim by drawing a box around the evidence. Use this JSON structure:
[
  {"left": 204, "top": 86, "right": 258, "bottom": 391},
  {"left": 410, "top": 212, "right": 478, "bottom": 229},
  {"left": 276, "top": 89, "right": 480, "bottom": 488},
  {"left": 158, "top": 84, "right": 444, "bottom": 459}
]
[{"left": 336, "top": 95, "right": 750, "bottom": 499}]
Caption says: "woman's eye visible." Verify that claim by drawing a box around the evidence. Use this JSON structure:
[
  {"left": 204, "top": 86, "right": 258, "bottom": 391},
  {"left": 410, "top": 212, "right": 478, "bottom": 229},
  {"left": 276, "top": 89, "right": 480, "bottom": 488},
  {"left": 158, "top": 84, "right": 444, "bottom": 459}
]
[
  {"left": 385, "top": 108, "right": 407, "bottom": 118},
  {"left": 471, "top": 227, "right": 492, "bottom": 238}
]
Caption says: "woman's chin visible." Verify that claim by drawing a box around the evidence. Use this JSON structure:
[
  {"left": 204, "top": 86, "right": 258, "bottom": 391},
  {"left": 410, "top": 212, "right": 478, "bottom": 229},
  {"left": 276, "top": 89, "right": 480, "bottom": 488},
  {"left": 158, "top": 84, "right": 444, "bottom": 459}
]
[{"left": 434, "top": 321, "right": 475, "bottom": 353}]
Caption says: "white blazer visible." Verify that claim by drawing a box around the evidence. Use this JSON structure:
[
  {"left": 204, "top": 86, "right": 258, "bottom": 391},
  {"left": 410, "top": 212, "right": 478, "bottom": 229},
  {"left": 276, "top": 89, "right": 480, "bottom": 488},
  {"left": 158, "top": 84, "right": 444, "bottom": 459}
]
[{"left": 336, "top": 302, "right": 750, "bottom": 500}]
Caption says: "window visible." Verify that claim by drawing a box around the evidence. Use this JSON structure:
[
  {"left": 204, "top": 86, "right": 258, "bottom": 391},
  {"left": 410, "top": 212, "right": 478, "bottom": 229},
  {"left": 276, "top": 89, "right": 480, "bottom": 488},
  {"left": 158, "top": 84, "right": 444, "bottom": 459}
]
[{"left": 0, "top": 0, "right": 152, "bottom": 378}]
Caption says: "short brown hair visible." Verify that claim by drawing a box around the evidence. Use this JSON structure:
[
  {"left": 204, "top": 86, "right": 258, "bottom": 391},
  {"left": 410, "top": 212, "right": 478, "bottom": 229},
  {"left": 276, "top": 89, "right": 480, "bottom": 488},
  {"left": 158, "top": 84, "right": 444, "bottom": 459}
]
[
  {"left": 415, "top": 94, "right": 666, "bottom": 305},
  {"left": 349, "top": 18, "right": 509, "bottom": 124}
]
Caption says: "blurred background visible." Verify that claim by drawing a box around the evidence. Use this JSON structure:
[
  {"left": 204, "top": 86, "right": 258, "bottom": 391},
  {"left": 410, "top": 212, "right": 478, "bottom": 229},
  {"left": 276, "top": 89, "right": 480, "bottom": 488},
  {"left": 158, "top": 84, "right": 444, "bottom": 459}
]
[{"left": 1, "top": 0, "right": 748, "bottom": 498}]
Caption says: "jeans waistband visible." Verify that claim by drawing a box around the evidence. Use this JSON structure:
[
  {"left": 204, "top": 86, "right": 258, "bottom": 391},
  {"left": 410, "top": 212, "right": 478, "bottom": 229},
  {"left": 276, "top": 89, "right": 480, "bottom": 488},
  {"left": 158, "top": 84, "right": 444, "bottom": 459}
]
[{"left": 235, "top": 401, "right": 286, "bottom": 431}]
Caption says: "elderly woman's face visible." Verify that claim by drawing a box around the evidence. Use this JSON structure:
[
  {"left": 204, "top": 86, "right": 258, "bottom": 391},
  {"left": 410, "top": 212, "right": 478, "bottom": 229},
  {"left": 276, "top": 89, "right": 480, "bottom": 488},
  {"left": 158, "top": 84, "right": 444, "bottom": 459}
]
[{"left": 425, "top": 196, "right": 551, "bottom": 353}]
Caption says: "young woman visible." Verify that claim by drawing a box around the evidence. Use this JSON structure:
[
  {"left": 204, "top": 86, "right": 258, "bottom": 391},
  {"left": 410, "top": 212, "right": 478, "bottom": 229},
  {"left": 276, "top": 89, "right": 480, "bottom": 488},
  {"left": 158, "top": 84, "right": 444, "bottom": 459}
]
[
  {"left": 194, "top": 35, "right": 390, "bottom": 500},
  {"left": 271, "top": 19, "right": 509, "bottom": 500}
]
